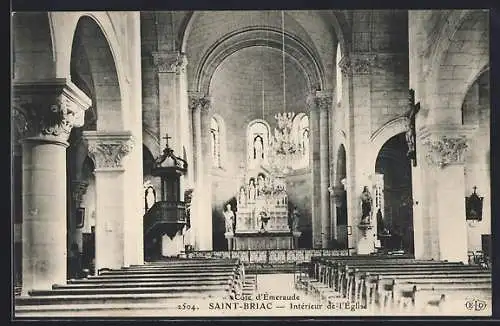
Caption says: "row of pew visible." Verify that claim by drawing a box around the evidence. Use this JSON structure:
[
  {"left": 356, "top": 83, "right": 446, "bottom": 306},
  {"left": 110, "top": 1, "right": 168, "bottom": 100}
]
[
  {"left": 297, "top": 255, "right": 491, "bottom": 315},
  {"left": 15, "top": 258, "right": 247, "bottom": 317}
]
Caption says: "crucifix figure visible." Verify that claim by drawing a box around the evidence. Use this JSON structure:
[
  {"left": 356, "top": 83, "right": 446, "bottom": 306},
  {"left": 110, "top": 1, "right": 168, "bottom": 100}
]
[
  {"left": 405, "top": 89, "right": 420, "bottom": 167},
  {"left": 163, "top": 133, "right": 172, "bottom": 149}
]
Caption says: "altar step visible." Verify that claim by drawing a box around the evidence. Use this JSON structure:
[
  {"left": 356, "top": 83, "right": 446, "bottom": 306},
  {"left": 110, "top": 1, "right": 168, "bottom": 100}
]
[
  {"left": 242, "top": 274, "right": 257, "bottom": 296},
  {"left": 245, "top": 263, "right": 296, "bottom": 274}
]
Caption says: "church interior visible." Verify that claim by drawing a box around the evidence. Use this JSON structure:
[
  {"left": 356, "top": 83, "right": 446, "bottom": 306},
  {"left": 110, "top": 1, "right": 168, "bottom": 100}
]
[{"left": 11, "top": 10, "right": 492, "bottom": 317}]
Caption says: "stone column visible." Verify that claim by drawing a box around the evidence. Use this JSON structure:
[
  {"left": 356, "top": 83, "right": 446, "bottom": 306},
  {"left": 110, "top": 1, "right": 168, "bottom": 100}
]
[
  {"left": 70, "top": 180, "right": 89, "bottom": 251},
  {"left": 420, "top": 126, "right": 471, "bottom": 263},
  {"left": 152, "top": 51, "right": 186, "bottom": 152},
  {"left": 176, "top": 55, "right": 189, "bottom": 200},
  {"left": 83, "top": 131, "right": 135, "bottom": 272},
  {"left": 200, "top": 96, "right": 214, "bottom": 250},
  {"left": 307, "top": 93, "right": 321, "bottom": 248},
  {"left": 189, "top": 93, "right": 213, "bottom": 250},
  {"left": 13, "top": 78, "right": 90, "bottom": 293},
  {"left": 318, "top": 92, "right": 333, "bottom": 248},
  {"left": 339, "top": 54, "right": 375, "bottom": 252},
  {"left": 371, "top": 173, "right": 384, "bottom": 245}
]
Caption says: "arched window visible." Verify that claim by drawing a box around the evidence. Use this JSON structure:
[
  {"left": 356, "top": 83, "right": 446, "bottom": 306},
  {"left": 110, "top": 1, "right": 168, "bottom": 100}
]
[
  {"left": 210, "top": 117, "right": 221, "bottom": 167},
  {"left": 336, "top": 43, "right": 343, "bottom": 105},
  {"left": 291, "top": 113, "right": 310, "bottom": 169},
  {"left": 247, "top": 120, "right": 270, "bottom": 168}
]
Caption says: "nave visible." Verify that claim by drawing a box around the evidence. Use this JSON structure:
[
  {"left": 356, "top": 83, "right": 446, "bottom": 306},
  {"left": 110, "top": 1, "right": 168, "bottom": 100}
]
[
  {"left": 15, "top": 253, "right": 491, "bottom": 317},
  {"left": 11, "top": 9, "right": 492, "bottom": 319}
]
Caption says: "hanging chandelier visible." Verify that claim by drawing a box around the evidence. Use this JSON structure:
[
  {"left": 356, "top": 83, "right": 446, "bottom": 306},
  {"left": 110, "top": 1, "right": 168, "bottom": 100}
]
[{"left": 267, "top": 11, "right": 303, "bottom": 175}]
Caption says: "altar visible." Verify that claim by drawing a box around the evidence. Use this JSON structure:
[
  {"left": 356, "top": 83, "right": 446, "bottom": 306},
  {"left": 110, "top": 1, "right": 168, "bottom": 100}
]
[
  {"left": 225, "top": 169, "right": 301, "bottom": 250},
  {"left": 234, "top": 232, "right": 294, "bottom": 250}
]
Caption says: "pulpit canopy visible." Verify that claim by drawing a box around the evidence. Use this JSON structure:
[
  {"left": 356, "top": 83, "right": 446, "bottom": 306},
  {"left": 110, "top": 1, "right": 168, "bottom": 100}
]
[{"left": 152, "top": 140, "right": 187, "bottom": 176}]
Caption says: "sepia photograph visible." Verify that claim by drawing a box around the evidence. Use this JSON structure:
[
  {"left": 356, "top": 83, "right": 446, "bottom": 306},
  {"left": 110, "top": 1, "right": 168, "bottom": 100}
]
[{"left": 11, "top": 9, "right": 492, "bottom": 318}]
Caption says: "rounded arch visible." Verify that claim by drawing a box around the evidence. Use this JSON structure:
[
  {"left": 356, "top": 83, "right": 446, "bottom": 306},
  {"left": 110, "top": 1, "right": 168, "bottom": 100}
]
[
  {"left": 374, "top": 132, "right": 413, "bottom": 252},
  {"left": 322, "top": 10, "right": 351, "bottom": 59},
  {"left": 336, "top": 130, "right": 347, "bottom": 148},
  {"left": 460, "top": 64, "right": 490, "bottom": 110},
  {"left": 427, "top": 10, "right": 489, "bottom": 123},
  {"left": 370, "top": 117, "right": 409, "bottom": 172},
  {"left": 70, "top": 15, "right": 123, "bottom": 130},
  {"left": 143, "top": 128, "right": 161, "bottom": 158},
  {"left": 197, "top": 27, "right": 324, "bottom": 94},
  {"left": 50, "top": 12, "right": 127, "bottom": 81},
  {"left": 247, "top": 119, "right": 272, "bottom": 139},
  {"left": 12, "top": 12, "right": 56, "bottom": 80},
  {"left": 180, "top": 10, "right": 351, "bottom": 60}
]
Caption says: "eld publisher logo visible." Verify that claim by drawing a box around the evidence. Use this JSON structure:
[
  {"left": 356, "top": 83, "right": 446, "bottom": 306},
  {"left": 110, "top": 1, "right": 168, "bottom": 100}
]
[{"left": 465, "top": 298, "right": 487, "bottom": 311}]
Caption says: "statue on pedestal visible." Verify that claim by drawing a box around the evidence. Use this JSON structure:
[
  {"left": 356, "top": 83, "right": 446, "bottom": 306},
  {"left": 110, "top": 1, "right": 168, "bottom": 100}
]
[
  {"left": 248, "top": 178, "right": 256, "bottom": 201},
  {"left": 238, "top": 186, "right": 247, "bottom": 206},
  {"left": 291, "top": 206, "right": 300, "bottom": 232},
  {"left": 360, "top": 186, "right": 373, "bottom": 224},
  {"left": 223, "top": 203, "right": 235, "bottom": 234}
]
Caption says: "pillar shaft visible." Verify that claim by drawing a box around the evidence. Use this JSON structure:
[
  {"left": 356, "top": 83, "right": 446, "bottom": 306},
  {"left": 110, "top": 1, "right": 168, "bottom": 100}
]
[
  {"left": 307, "top": 96, "right": 321, "bottom": 248},
  {"left": 13, "top": 78, "right": 91, "bottom": 293},
  {"left": 319, "top": 95, "right": 332, "bottom": 248},
  {"left": 189, "top": 94, "right": 212, "bottom": 250},
  {"left": 199, "top": 100, "right": 213, "bottom": 250},
  {"left": 339, "top": 54, "right": 374, "bottom": 251},
  {"left": 419, "top": 127, "right": 471, "bottom": 262},
  {"left": 83, "top": 131, "right": 135, "bottom": 272},
  {"left": 22, "top": 140, "right": 68, "bottom": 291},
  {"left": 190, "top": 102, "right": 202, "bottom": 249},
  {"left": 152, "top": 52, "right": 187, "bottom": 152}
]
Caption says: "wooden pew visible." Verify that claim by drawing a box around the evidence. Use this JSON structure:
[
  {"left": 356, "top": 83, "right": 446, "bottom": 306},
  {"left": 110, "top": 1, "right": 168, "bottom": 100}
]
[
  {"left": 365, "top": 273, "right": 491, "bottom": 310},
  {"left": 338, "top": 261, "right": 469, "bottom": 295},
  {"left": 307, "top": 257, "right": 490, "bottom": 309},
  {"left": 347, "top": 266, "right": 489, "bottom": 303},
  {"left": 312, "top": 257, "right": 458, "bottom": 290},
  {"left": 15, "top": 258, "right": 243, "bottom": 317},
  {"left": 391, "top": 284, "right": 491, "bottom": 314}
]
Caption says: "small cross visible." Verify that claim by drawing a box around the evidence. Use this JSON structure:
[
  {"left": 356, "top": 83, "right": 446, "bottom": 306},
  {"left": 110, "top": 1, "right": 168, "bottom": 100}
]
[
  {"left": 473, "top": 186, "right": 477, "bottom": 194},
  {"left": 163, "top": 133, "right": 172, "bottom": 148}
]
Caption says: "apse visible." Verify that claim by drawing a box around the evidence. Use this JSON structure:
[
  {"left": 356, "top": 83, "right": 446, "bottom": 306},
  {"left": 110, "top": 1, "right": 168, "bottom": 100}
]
[{"left": 210, "top": 46, "right": 309, "bottom": 175}]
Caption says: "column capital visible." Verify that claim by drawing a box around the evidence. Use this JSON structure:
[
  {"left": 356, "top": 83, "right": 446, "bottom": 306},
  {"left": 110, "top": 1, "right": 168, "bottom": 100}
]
[
  {"left": 152, "top": 51, "right": 188, "bottom": 74},
  {"left": 83, "top": 131, "right": 135, "bottom": 171},
  {"left": 338, "top": 53, "right": 376, "bottom": 76},
  {"left": 419, "top": 124, "right": 474, "bottom": 168},
  {"left": 71, "top": 180, "right": 89, "bottom": 204},
  {"left": 306, "top": 90, "right": 333, "bottom": 111},
  {"left": 338, "top": 53, "right": 406, "bottom": 76},
  {"left": 188, "top": 91, "right": 212, "bottom": 113},
  {"left": 12, "top": 78, "right": 91, "bottom": 144}
]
